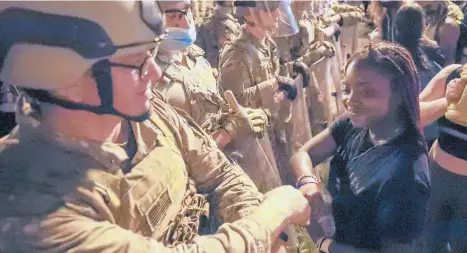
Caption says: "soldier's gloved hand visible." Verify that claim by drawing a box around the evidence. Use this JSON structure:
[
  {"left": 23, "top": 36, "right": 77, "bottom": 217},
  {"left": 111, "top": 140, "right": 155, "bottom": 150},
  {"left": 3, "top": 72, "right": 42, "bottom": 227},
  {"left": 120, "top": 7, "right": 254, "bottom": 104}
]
[
  {"left": 245, "top": 108, "right": 269, "bottom": 138},
  {"left": 275, "top": 76, "right": 297, "bottom": 101},
  {"left": 339, "top": 11, "right": 364, "bottom": 26},
  {"left": 299, "top": 41, "right": 335, "bottom": 66},
  {"left": 317, "top": 41, "right": 336, "bottom": 58},
  {"left": 262, "top": 186, "right": 311, "bottom": 226},
  {"left": 222, "top": 107, "right": 254, "bottom": 140},
  {"left": 292, "top": 61, "right": 310, "bottom": 88},
  {"left": 331, "top": 3, "right": 363, "bottom": 14}
]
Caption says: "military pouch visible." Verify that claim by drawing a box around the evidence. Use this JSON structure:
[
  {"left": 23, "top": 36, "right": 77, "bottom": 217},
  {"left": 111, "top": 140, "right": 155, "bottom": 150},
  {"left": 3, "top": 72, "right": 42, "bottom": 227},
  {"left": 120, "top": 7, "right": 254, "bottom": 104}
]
[{"left": 162, "top": 188, "right": 210, "bottom": 246}]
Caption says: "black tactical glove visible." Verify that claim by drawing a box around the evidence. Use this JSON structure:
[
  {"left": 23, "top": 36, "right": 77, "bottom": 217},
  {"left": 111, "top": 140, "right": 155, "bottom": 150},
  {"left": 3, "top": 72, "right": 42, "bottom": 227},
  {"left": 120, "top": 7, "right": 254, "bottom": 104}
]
[
  {"left": 292, "top": 61, "right": 310, "bottom": 88},
  {"left": 276, "top": 76, "right": 297, "bottom": 101}
]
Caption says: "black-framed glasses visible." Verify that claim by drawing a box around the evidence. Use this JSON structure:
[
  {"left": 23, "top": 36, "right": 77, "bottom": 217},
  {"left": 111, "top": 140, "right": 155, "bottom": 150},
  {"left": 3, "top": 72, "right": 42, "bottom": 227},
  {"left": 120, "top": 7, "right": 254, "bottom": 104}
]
[
  {"left": 109, "top": 54, "right": 154, "bottom": 79},
  {"left": 164, "top": 1, "right": 195, "bottom": 18},
  {"left": 108, "top": 32, "right": 166, "bottom": 79}
]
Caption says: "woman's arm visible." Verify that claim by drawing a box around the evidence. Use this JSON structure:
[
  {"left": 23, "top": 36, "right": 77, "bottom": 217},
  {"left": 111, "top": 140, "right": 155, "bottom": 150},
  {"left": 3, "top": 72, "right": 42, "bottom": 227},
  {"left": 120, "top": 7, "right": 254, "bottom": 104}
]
[
  {"left": 420, "top": 98, "right": 448, "bottom": 126},
  {"left": 419, "top": 64, "right": 462, "bottom": 125},
  {"left": 290, "top": 128, "right": 337, "bottom": 182},
  {"left": 419, "top": 64, "right": 462, "bottom": 102}
]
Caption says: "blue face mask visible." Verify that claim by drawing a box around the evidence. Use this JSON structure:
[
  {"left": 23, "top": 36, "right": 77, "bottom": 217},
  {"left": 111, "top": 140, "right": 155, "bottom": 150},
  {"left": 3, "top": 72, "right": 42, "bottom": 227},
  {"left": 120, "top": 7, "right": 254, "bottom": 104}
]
[{"left": 160, "top": 25, "right": 197, "bottom": 52}]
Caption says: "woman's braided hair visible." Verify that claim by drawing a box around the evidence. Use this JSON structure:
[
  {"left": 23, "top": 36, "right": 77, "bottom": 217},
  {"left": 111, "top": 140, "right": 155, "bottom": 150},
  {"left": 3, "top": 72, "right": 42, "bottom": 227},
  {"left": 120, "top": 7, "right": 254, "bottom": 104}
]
[
  {"left": 395, "top": 3, "right": 432, "bottom": 71},
  {"left": 344, "top": 41, "right": 426, "bottom": 150}
]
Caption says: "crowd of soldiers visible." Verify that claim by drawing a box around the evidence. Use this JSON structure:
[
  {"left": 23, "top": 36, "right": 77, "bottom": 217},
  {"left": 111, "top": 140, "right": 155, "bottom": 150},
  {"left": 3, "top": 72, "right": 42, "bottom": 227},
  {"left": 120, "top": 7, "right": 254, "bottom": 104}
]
[{"left": 0, "top": 0, "right": 466, "bottom": 253}]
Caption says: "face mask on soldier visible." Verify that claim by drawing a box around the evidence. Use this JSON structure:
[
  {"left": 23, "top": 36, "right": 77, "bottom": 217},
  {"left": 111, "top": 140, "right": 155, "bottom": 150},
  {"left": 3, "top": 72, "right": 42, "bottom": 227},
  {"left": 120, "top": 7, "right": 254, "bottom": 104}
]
[{"left": 159, "top": 25, "right": 197, "bottom": 52}]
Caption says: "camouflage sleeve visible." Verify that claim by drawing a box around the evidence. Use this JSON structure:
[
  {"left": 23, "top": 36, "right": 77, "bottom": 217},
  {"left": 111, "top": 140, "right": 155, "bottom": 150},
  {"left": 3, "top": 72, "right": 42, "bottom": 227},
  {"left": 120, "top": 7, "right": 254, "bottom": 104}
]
[
  {"left": 0, "top": 190, "right": 271, "bottom": 253},
  {"left": 151, "top": 94, "right": 263, "bottom": 222},
  {"left": 298, "top": 42, "right": 323, "bottom": 66},
  {"left": 170, "top": 109, "right": 264, "bottom": 222},
  {"left": 298, "top": 25, "right": 312, "bottom": 57},
  {"left": 217, "top": 26, "right": 238, "bottom": 48},
  {"left": 217, "top": 49, "right": 274, "bottom": 108}
]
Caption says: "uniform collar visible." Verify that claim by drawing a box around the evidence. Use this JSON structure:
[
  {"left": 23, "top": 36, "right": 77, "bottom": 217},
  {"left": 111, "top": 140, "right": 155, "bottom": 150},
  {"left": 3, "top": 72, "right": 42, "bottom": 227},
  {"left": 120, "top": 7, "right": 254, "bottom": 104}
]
[
  {"left": 239, "top": 28, "right": 269, "bottom": 52},
  {"left": 13, "top": 97, "right": 160, "bottom": 174},
  {"left": 157, "top": 49, "right": 195, "bottom": 70}
]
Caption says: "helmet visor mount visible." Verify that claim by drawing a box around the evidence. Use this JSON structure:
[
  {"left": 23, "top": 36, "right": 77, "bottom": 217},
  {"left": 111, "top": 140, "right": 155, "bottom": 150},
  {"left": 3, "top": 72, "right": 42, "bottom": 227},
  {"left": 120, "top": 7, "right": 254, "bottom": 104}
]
[
  {"left": 240, "top": 0, "right": 298, "bottom": 37},
  {"left": 140, "top": 0, "right": 166, "bottom": 37},
  {"left": 270, "top": 0, "right": 298, "bottom": 37}
]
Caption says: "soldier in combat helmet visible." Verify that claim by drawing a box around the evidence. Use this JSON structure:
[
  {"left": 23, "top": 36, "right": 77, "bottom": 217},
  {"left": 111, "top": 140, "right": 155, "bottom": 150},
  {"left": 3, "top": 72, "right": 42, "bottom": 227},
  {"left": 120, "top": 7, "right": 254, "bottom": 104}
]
[{"left": 0, "top": 1, "right": 311, "bottom": 252}]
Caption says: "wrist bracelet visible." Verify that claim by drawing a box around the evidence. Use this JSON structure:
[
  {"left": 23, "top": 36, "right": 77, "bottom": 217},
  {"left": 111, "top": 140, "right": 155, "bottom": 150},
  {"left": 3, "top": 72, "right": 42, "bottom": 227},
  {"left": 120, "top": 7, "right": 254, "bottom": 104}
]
[
  {"left": 296, "top": 180, "right": 318, "bottom": 189},
  {"left": 295, "top": 173, "right": 319, "bottom": 189}
]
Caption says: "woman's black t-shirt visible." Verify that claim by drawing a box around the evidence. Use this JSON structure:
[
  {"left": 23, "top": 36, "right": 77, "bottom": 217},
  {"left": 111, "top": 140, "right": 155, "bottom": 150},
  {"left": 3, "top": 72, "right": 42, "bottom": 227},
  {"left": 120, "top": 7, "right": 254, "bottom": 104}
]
[{"left": 327, "top": 115, "right": 430, "bottom": 250}]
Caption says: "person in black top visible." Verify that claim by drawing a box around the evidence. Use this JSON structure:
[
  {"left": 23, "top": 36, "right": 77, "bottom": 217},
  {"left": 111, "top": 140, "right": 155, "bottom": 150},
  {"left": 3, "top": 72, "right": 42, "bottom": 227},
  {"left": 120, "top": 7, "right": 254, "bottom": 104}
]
[
  {"left": 455, "top": 1, "right": 467, "bottom": 64},
  {"left": 291, "top": 41, "right": 430, "bottom": 253},
  {"left": 394, "top": 3, "right": 444, "bottom": 148},
  {"left": 419, "top": 63, "right": 467, "bottom": 253}
]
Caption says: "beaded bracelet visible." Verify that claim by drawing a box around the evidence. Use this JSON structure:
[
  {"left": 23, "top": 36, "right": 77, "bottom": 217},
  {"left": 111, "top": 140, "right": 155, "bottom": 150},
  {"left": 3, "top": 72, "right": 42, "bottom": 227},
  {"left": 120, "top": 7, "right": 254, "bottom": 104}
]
[{"left": 295, "top": 173, "right": 319, "bottom": 189}]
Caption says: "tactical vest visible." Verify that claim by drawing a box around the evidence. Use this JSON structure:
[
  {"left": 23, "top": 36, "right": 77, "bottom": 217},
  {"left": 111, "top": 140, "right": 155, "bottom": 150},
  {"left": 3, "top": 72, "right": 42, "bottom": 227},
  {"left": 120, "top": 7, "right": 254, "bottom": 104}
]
[
  {"left": 156, "top": 45, "right": 228, "bottom": 133},
  {"left": 221, "top": 34, "right": 280, "bottom": 90},
  {"left": 197, "top": 12, "right": 240, "bottom": 68},
  {"left": 0, "top": 100, "right": 208, "bottom": 246}
]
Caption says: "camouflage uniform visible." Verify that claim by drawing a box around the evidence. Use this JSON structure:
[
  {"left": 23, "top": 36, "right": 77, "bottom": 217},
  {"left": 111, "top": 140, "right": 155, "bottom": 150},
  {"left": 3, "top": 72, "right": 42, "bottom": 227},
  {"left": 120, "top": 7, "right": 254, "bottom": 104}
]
[
  {"left": 153, "top": 45, "right": 281, "bottom": 193},
  {"left": 218, "top": 28, "right": 295, "bottom": 184},
  {"left": 195, "top": 6, "right": 241, "bottom": 68},
  {"left": 0, "top": 94, "right": 273, "bottom": 253},
  {"left": 154, "top": 45, "right": 228, "bottom": 134},
  {"left": 218, "top": 28, "right": 280, "bottom": 110},
  {"left": 193, "top": 0, "right": 215, "bottom": 23}
]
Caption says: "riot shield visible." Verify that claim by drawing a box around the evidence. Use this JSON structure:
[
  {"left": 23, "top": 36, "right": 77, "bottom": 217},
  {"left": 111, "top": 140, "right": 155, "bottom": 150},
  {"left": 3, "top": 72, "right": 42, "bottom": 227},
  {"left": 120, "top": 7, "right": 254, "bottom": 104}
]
[
  {"left": 330, "top": 38, "right": 346, "bottom": 116},
  {"left": 306, "top": 60, "right": 328, "bottom": 136},
  {"left": 222, "top": 91, "right": 283, "bottom": 193},
  {"left": 308, "top": 56, "right": 334, "bottom": 131},
  {"left": 290, "top": 74, "right": 313, "bottom": 153},
  {"left": 223, "top": 91, "right": 302, "bottom": 252},
  {"left": 340, "top": 24, "right": 359, "bottom": 60}
]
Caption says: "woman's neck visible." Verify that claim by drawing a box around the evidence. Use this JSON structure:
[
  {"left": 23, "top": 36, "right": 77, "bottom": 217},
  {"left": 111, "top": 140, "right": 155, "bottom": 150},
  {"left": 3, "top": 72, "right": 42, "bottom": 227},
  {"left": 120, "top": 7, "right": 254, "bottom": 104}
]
[{"left": 368, "top": 116, "right": 407, "bottom": 145}]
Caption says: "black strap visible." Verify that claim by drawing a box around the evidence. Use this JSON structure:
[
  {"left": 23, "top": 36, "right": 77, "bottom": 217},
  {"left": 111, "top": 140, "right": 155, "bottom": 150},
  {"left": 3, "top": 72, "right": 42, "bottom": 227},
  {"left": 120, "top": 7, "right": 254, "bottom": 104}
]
[
  {"left": 446, "top": 65, "right": 463, "bottom": 84},
  {"left": 30, "top": 59, "right": 151, "bottom": 122}
]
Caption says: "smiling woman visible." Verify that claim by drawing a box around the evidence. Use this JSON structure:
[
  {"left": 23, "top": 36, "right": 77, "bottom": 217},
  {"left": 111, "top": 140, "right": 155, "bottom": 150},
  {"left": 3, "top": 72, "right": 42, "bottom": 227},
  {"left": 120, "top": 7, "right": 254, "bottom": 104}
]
[{"left": 291, "top": 41, "right": 430, "bottom": 253}]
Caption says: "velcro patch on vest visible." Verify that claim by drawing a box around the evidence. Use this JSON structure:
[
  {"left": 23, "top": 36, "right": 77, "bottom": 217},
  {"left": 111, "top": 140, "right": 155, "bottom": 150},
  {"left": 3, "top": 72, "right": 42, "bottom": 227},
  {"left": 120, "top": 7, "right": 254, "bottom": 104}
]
[{"left": 146, "top": 187, "right": 173, "bottom": 232}]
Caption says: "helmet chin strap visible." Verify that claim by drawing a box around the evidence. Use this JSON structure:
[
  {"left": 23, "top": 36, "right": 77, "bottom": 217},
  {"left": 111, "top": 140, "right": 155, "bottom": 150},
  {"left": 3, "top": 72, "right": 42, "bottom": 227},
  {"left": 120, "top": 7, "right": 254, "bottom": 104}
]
[{"left": 33, "top": 59, "right": 151, "bottom": 122}]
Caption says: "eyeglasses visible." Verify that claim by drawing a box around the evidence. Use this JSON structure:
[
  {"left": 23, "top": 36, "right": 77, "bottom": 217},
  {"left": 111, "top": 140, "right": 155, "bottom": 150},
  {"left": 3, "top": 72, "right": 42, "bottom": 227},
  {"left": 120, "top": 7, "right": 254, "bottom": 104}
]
[
  {"left": 108, "top": 33, "right": 166, "bottom": 79},
  {"left": 109, "top": 52, "right": 157, "bottom": 79},
  {"left": 164, "top": 2, "right": 195, "bottom": 19}
]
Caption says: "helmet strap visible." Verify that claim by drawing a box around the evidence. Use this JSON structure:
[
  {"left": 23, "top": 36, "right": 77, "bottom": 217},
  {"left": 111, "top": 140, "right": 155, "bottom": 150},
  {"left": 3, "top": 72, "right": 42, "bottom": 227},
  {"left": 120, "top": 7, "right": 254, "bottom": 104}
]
[{"left": 31, "top": 59, "right": 151, "bottom": 122}]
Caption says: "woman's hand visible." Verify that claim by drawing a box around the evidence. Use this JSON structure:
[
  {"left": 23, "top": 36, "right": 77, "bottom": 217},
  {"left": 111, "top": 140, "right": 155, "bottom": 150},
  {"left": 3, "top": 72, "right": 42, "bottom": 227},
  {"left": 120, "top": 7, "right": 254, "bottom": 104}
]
[
  {"left": 445, "top": 78, "right": 466, "bottom": 104},
  {"left": 299, "top": 183, "right": 325, "bottom": 219}
]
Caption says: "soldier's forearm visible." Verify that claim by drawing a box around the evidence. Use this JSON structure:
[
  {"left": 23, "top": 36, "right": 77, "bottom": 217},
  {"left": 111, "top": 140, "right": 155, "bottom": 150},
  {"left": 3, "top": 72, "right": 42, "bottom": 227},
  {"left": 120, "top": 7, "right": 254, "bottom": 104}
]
[
  {"left": 256, "top": 79, "right": 277, "bottom": 109},
  {"left": 235, "top": 86, "right": 262, "bottom": 108}
]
